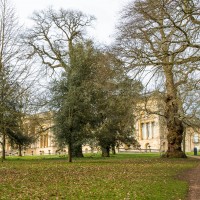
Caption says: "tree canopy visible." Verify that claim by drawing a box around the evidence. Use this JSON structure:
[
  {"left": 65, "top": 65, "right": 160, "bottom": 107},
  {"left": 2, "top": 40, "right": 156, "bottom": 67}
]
[{"left": 115, "top": 0, "right": 200, "bottom": 157}]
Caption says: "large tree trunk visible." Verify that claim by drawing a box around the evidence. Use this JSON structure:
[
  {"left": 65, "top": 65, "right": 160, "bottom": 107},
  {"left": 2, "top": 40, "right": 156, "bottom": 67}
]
[
  {"left": 165, "top": 100, "right": 186, "bottom": 157},
  {"left": 164, "top": 67, "right": 186, "bottom": 158},
  {"left": 183, "top": 129, "right": 186, "bottom": 154},
  {"left": 18, "top": 144, "right": 22, "bottom": 157},
  {"left": 68, "top": 142, "right": 84, "bottom": 162},
  {"left": 101, "top": 146, "right": 110, "bottom": 157},
  {"left": 72, "top": 144, "right": 83, "bottom": 157}
]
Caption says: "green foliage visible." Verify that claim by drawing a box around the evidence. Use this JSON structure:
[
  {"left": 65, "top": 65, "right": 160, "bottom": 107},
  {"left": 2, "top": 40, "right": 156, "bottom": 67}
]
[
  {"left": 0, "top": 73, "right": 33, "bottom": 147},
  {"left": 6, "top": 128, "right": 34, "bottom": 148},
  {"left": 0, "top": 154, "right": 198, "bottom": 199},
  {"left": 90, "top": 53, "right": 142, "bottom": 156},
  {"left": 115, "top": 0, "right": 200, "bottom": 157},
  {"left": 0, "top": 71, "right": 29, "bottom": 141},
  {"left": 50, "top": 41, "right": 142, "bottom": 158},
  {"left": 50, "top": 41, "right": 99, "bottom": 156}
]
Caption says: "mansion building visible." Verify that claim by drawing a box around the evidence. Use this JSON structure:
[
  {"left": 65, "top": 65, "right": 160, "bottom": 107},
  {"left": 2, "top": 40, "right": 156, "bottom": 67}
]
[
  {"left": 134, "top": 96, "right": 199, "bottom": 153},
  {"left": 1, "top": 97, "right": 200, "bottom": 155}
]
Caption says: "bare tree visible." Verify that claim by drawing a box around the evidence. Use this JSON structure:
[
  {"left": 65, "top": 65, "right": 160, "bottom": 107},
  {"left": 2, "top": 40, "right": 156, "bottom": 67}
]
[
  {"left": 0, "top": 0, "right": 37, "bottom": 160},
  {"left": 24, "top": 8, "right": 95, "bottom": 162},
  {"left": 115, "top": 0, "right": 200, "bottom": 157},
  {"left": 25, "top": 8, "right": 95, "bottom": 72}
]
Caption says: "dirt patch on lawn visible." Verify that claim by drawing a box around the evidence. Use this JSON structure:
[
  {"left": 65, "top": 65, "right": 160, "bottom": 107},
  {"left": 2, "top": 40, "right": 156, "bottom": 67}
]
[{"left": 178, "top": 157, "right": 200, "bottom": 200}]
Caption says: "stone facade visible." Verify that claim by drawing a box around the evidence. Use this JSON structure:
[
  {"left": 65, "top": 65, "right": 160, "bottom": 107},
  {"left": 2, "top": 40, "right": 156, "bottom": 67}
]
[
  {"left": 134, "top": 96, "right": 200, "bottom": 153},
  {"left": 134, "top": 97, "right": 168, "bottom": 152},
  {"left": 185, "top": 127, "right": 200, "bottom": 152},
  {"left": 1, "top": 100, "right": 199, "bottom": 155},
  {"left": 2, "top": 112, "right": 58, "bottom": 156}
]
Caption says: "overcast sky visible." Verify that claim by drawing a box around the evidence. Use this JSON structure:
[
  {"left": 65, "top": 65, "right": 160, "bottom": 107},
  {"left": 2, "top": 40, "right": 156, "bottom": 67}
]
[{"left": 14, "top": 0, "right": 130, "bottom": 45}]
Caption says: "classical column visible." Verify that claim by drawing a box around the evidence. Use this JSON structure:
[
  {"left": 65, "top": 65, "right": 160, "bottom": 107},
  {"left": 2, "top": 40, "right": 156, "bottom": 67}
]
[{"left": 149, "top": 122, "right": 152, "bottom": 139}]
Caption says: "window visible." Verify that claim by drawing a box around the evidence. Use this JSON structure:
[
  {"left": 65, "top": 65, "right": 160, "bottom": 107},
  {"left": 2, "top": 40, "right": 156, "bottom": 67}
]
[
  {"left": 40, "top": 134, "right": 49, "bottom": 148},
  {"left": 141, "top": 121, "right": 155, "bottom": 140},
  {"left": 193, "top": 133, "right": 199, "bottom": 143},
  {"left": 40, "top": 135, "right": 44, "bottom": 148},
  {"left": 44, "top": 134, "right": 48, "bottom": 147},
  {"left": 141, "top": 123, "right": 146, "bottom": 139}
]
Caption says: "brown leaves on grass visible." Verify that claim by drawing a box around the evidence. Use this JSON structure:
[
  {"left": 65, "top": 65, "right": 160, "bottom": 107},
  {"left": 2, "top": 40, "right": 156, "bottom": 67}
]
[{"left": 0, "top": 155, "right": 198, "bottom": 199}]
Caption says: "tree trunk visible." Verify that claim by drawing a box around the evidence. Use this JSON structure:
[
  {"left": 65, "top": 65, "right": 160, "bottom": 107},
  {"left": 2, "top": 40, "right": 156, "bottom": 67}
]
[
  {"left": 101, "top": 146, "right": 110, "bottom": 157},
  {"left": 68, "top": 142, "right": 72, "bottom": 163},
  {"left": 164, "top": 67, "right": 186, "bottom": 158},
  {"left": 1, "top": 132, "right": 6, "bottom": 161},
  {"left": 183, "top": 129, "right": 186, "bottom": 154},
  {"left": 165, "top": 117, "right": 186, "bottom": 158},
  {"left": 18, "top": 144, "right": 22, "bottom": 157},
  {"left": 72, "top": 144, "right": 83, "bottom": 157},
  {"left": 111, "top": 145, "right": 116, "bottom": 155}
]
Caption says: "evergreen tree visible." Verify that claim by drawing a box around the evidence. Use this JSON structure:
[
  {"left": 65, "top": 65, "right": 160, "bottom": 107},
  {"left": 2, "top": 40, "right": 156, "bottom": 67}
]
[{"left": 50, "top": 41, "right": 98, "bottom": 161}]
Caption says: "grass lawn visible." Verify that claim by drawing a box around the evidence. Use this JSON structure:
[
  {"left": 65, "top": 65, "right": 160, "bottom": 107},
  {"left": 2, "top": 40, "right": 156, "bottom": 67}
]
[{"left": 0, "top": 153, "right": 199, "bottom": 200}]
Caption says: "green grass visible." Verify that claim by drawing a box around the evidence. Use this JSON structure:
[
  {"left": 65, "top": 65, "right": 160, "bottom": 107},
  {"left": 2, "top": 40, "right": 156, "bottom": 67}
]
[
  {"left": 186, "top": 151, "right": 200, "bottom": 156},
  {"left": 0, "top": 153, "right": 199, "bottom": 200}
]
